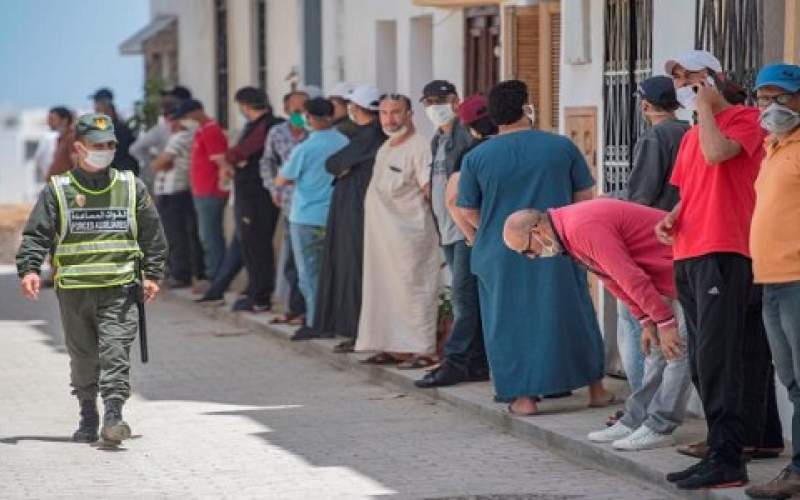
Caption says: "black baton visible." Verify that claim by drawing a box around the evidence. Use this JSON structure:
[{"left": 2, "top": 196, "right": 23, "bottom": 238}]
[{"left": 134, "top": 260, "right": 149, "bottom": 363}]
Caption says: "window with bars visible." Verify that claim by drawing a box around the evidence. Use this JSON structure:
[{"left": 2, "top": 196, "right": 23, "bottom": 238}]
[
  {"left": 255, "top": 0, "right": 267, "bottom": 92},
  {"left": 602, "top": 0, "right": 652, "bottom": 193},
  {"left": 695, "top": 0, "right": 763, "bottom": 101},
  {"left": 214, "top": 0, "right": 229, "bottom": 128}
]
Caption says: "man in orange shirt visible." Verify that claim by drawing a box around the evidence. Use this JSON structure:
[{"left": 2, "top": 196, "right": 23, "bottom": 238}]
[{"left": 746, "top": 63, "right": 800, "bottom": 500}]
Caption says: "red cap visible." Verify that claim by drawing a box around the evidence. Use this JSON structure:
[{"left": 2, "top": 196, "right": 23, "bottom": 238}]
[{"left": 458, "top": 94, "right": 489, "bottom": 125}]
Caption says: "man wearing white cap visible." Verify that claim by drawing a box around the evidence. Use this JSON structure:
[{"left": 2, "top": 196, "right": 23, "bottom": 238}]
[
  {"left": 328, "top": 82, "right": 359, "bottom": 138},
  {"left": 314, "top": 85, "right": 387, "bottom": 352},
  {"left": 657, "top": 49, "right": 768, "bottom": 490}
]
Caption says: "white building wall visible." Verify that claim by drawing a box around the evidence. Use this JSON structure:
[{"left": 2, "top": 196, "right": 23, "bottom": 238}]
[
  {"left": 265, "top": 0, "right": 303, "bottom": 116},
  {"left": 320, "top": 0, "right": 465, "bottom": 139},
  {"left": 150, "top": 0, "right": 216, "bottom": 121}
]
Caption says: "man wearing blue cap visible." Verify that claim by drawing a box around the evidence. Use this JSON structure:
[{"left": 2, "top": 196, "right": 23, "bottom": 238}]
[{"left": 747, "top": 63, "right": 800, "bottom": 499}]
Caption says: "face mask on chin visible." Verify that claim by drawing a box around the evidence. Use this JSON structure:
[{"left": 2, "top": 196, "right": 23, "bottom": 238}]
[
  {"left": 383, "top": 125, "right": 408, "bottom": 139},
  {"left": 533, "top": 233, "right": 561, "bottom": 259},
  {"left": 761, "top": 102, "right": 800, "bottom": 135},
  {"left": 425, "top": 104, "right": 456, "bottom": 128}
]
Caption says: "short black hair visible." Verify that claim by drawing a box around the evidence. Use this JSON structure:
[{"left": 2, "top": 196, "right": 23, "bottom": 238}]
[
  {"left": 488, "top": 80, "right": 528, "bottom": 126},
  {"left": 643, "top": 98, "right": 680, "bottom": 113},
  {"left": 234, "top": 86, "right": 268, "bottom": 109},
  {"left": 305, "top": 97, "right": 334, "bottom": 118},
  {"left": 470, "top": 116, "right": 498, "bottom": 137},
  {"left": 49, "top": 106, "right": 73, "bottom": 123}
]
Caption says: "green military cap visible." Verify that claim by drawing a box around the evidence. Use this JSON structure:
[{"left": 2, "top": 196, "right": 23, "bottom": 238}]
[{"left": 75, "top": 113, "right": 117, "bottom": 144}]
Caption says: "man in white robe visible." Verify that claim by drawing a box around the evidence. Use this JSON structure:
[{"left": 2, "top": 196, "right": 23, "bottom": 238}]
[{"left": 356, "top": 94, "right": 441, "bottom": 369}]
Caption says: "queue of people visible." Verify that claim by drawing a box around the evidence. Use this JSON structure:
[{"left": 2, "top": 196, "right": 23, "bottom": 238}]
[{"left": 23, "top": 50, "right": 800, "bottom": 497}]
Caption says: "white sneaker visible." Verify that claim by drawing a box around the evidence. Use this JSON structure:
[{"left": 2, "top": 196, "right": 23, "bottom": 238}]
[
  {"left": 587, "top": 421, "right": 633, "bottom": 443},
  {"left": 612, "top": 425, "right": 674, "bottom": 451}
]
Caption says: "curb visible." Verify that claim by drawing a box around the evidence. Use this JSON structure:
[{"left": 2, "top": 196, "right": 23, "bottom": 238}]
[{"left": 167, "top": 290, "right": 768, "bottom": 500}]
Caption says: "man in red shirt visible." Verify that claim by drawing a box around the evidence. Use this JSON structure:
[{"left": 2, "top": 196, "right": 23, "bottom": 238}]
[
  {"left": 655, "top": 50, "right": 768, "bottom": 490},
  {"left": 173, "top": 99, "right": 230, "bottom": 282},
  {"left": 504, "top": 199, "right": 691, "bottom": 451}
]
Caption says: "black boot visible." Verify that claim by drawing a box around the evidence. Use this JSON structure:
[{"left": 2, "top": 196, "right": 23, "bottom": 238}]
[
  {"left": 72, "top": 399, "right": 99, "bottom": 443},
  {"left": 100, "top": 399, "right": 131, "bottom": 443}
]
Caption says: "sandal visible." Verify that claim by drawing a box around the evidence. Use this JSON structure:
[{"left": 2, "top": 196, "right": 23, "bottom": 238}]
[
  {"left": 588, "top": 392, "right": 617, "bottom": 408},
  {"left": 333, "top": 339, "right": 355, "bottom": 353},
  {"left": 507, "top": 400, "right": 539, "bottom": 417},
  {"left": 360, "top": 352, "right": 398, "bottom": 365},
  {"left": 270, "top": 313, "right": 299, "bottom": 325},
  {"left": 397, "top": 356, "right": 437, "bottom": 370}
]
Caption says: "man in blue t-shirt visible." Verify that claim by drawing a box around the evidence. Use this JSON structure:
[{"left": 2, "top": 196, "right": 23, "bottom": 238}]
[{"left": 276, "top": 98, "right": 349, "bottom": 340}]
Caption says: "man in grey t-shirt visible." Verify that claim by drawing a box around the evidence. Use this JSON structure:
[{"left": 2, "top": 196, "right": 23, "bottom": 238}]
[{"left": 416, "top": 80, "right": 488, "bottom": 388}]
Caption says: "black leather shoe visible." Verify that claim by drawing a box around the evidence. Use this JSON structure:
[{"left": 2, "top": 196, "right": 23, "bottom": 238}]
[
  {"left": 676, "top": 457, "right": 747, "bottom": 490},
  {"left": 414, "top": 363, "right": 469, "bottom": 388},
  {"left": 290, "top": 326, "right": 319, "bottom": 341}
]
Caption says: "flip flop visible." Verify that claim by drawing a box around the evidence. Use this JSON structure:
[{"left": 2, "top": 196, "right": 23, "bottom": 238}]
[
  {"left": 397, "top": 356, "right": 437, "bottom": 370},
  {"left": 360, "top": 352, "right": 398, "bottom": 365},
  {"left": 507, "top": 402, "right": 538, "bottom": 417},
  {"left": 269, "top": 314, "right": 298, "bottom": 325},
  {"left": 588, "top": 393, "right": 617, "bottom": 408}
]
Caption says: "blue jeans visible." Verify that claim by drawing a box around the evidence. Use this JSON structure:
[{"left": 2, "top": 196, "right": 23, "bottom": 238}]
[
  {"left": 617, "top": 301, "right": 646, "bottom": 392},
  {"left": 441, "top": 241, "right": 487, "bottom": 374},
  {"left": 762, "top": 281, "right": 800, "bottom": 472},
  {"left": 193, "top": 196, "right": 227, "bottom": 280},
  {"left": 290, "top": 223, "right": 325, "bottom": 328}
]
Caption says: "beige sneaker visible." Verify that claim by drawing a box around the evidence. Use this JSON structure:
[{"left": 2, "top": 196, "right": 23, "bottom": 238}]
[{"left": 745, "top": 466, "right": 800, "bottom": 499}]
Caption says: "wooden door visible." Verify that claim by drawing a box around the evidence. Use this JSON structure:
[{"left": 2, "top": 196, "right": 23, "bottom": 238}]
[
  {"left": 504, "top": 1, "right": 561, "bottom": 131},
  {"left": 464, "top": 6, "right": 500, "bottom": 96}
]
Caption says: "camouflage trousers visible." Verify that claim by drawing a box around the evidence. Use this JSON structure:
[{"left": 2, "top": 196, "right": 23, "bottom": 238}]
[{"left": 56, "top": 284, "right": 138, "bottom": 402}]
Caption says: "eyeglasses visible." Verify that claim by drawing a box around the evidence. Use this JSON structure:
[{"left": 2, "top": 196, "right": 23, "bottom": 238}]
[
  {"left": 755, "top": 93, "right": 798, "bottom": 107},
  {"left": 518, "top": 230, "right": 537, "bottom": 258}
]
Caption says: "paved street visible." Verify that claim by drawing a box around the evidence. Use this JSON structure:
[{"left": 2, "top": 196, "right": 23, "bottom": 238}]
[{"left": 0, "top": 267, "right": 670, "bottom": 500}]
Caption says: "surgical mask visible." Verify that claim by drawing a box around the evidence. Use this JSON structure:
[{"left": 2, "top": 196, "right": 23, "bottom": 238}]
[
  {"left": 180, "top": 119, "right": 199, "bottom": 132},
  {"left": 425, "top": 104, "right": 455, "bottom": 128},
  {"left": 347, "top": 107, "right": 358, "bottom": 123},
  {"left": 289, "top": 112, "right": 305, "bottom": 129},
  {"left": 383, "top": 125, "right": 408, "bottom": 139},
  {"left": 534, "top": 234, "right": 561, "bottom": 258},
  {"left": 523, "top": 104, "right": 536, "bottom": 125},
  {"left": 760, "top": 103, "right": 800, "bottom": 135},
  {"left": 81, "top": 147, "right": 115, "bottom": 171},
  {"left": 675, "top": 76, "right": 715, "bottom": 111}
]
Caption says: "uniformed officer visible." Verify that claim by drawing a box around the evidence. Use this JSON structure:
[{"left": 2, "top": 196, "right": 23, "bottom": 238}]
[{"left": 16, "top": 113, "right": 167, "bottom": 444}]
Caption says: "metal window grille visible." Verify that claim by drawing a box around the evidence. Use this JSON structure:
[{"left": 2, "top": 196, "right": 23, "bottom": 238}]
[
  {"left": 695, "top": 0, "right": 763, "bottom": 100},
  {"left": 214, "top": 0, "right": 229, "bottom": 128},
  {"left": 602, "top": 0, "right": 652, "bottom": 193}
]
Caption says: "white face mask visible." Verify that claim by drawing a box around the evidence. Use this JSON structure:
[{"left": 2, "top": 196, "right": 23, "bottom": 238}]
[
  {"left": 82, "top": 147, "right": 115, "bottom": 171},
  {"left": 523, "top": 104, "right": 536, "bottom": 126},
  {"left": 675, "top": 75, "right": 715, "bottom": 111},
  {"left": 760, "top": 103, "right": 800, "bottom": 135},
  {"left": 425, "top": 104, "right": 456, "bottom": 128},
  {"left": 533, "top": 233, "right": 561, "bottom": 258},
  {"left": 180, "top": 119, "right": 199, "bottom": 132},
  {"left": 383, "top": 125, "right": 408, "bottom": 139}
]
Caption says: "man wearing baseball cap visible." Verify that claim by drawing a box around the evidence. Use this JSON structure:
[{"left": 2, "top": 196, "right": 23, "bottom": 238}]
[
  {"left": 275, "top": 97, "right": 349, "bottom": 341},
  {"left": 747, "top": 63, "right": 800, "bottom": 499},
  {"left": 659, "top": 49, "right": 771, "bottom": 490},
  {"left": 314, "top": 85, "right": 387, "bottom": 352},
  {"left": 328, "top": 82, "right": 359, "bottom": 138},
  {"left": 607, "top": 76, "right": 689, "bottom": 426},
  {"left": 16, "top": 113, "right": 167, "bottom": 446}
]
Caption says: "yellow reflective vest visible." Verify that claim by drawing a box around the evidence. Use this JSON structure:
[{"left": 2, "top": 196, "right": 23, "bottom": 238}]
[{"left": 51, "top": 168, "right": 142, "bottom": 289}]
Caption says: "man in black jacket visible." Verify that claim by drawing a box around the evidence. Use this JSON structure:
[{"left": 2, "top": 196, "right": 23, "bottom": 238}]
[
  {"left": 212, "top": 87, "right": 283, "bottom": 312},
  {"left": 314, "top": 85, "right": 386, "bottom": 352},
  {"left": 90, "top": 88, "right": 140, "bottom": 175},
  {"left": 415, "top": 81, "right": 488, "bottom": 387}
]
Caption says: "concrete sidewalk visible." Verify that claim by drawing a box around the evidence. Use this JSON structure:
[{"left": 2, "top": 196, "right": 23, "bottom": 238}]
[{"left": 171, "top": 289, "right": 787, "bottom": 500}]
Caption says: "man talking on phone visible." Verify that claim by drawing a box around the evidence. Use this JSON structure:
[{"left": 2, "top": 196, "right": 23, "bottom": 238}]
[{"left": 655, "top": 50, "right": 768, "bottom": 490}]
